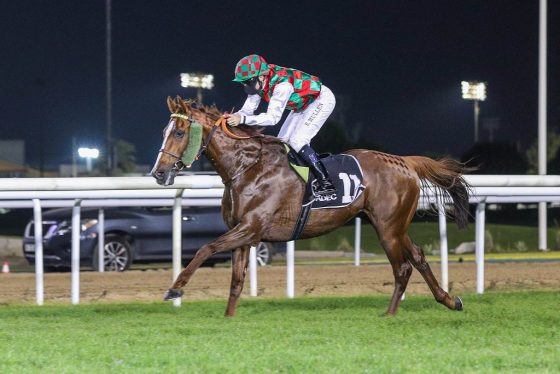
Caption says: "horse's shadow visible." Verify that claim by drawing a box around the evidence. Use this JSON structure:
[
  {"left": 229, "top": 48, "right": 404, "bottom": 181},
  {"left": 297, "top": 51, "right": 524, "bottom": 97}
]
[{"left": 239, "top": 295, "right": 448, "bottom": 316}]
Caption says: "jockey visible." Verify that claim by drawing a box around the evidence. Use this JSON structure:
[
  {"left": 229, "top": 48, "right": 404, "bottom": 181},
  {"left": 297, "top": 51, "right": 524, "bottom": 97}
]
[{"left": 226, "top": 54, "right": 336, "bottom": 196}]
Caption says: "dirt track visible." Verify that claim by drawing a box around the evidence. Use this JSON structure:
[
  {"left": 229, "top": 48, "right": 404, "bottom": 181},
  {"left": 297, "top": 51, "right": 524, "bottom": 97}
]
[{"left": 1, "top": 261, "right": 559, "bottom": 305}]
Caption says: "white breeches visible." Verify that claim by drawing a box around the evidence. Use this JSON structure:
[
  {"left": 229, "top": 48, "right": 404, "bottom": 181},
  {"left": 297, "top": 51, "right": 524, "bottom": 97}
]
[{"left": 276, "top": 85, "right": 336, "bottom": 152}]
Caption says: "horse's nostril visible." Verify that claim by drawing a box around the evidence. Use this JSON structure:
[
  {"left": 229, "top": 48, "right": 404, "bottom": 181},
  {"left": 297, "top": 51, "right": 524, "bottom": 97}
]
[{"left": 153, "top": 170, "right": 165, "bottom": 179}]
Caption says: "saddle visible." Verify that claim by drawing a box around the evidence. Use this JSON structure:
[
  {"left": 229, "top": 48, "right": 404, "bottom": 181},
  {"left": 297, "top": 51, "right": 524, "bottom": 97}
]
[{"left": 284, "top": 145, "right": 365, "bottom": 239}]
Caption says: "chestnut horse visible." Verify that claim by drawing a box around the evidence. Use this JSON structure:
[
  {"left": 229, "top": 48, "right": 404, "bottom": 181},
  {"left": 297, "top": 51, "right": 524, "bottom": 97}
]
[{"left": 152, "top": 96, "right": 470, "bottom": 317}]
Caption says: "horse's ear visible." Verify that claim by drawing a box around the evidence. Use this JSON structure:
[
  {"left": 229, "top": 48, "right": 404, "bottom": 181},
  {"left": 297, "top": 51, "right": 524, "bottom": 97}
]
[
  {"left": 178, "top": 97, "right": 189, "bottom": 113},
  {"left": 167, "top": 96, "right": 175, "bottom": 113}
]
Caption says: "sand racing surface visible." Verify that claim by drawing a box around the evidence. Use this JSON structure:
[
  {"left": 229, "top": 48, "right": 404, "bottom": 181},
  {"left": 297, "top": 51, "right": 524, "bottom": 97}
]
[{"left": 1, "top": 261, "right": 559, "bottom": 305}]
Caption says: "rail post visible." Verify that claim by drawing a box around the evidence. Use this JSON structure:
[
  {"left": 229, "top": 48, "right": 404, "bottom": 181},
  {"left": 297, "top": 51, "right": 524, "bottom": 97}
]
[
  {"left": 32, "top": 199, "right": 44, "bottom": 306},
  {"left": 249, "top": 245, "right": 257, "bottom": 296},
  {"left": 172, "top": 189, "right": 184, "bottom": 307},
  {"left": 438, "top": 198, "right": 449, "bottom": 292},
  {"left": 71, "top": 199, "right": 82, "bottom": 304},
  {"left": 354, "top": 217, "right": 362, "bottom": 266},
  {"left": 475, "top": 202, "right": 486, "bottom": 294},
  {"left": 287, "top": 241, "right": 295, "bottom": 298},
  {"left": 98, "top": 208, "right": 105, "bottom": 272}
]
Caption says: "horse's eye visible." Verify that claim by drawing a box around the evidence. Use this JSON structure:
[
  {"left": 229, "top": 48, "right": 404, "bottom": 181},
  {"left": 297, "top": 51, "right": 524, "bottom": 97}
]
[{"left": 175, "top": 130, "right": 185, "bottom": 139}]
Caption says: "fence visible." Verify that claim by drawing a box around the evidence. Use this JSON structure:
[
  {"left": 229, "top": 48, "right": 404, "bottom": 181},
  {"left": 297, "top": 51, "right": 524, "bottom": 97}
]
[{"left": 1, "top": 174, "right": 559, "bottom": 306}]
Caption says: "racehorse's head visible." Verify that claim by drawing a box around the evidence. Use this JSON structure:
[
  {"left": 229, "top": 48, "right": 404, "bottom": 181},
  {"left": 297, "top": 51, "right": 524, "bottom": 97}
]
[{"left": 151, "top": 96, "right": 197, "bottom": 186}]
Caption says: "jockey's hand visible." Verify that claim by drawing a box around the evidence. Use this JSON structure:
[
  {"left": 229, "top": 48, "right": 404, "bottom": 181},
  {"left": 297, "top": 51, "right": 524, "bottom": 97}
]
[{"left": 226, "top": 114, "right": 242, "bottom": 127}]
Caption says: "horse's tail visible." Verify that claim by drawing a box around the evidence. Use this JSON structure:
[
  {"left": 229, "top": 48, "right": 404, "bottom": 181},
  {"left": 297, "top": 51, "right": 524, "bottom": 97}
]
[{"left": 405, "top": 156, "right": 473, "bottom": 229}]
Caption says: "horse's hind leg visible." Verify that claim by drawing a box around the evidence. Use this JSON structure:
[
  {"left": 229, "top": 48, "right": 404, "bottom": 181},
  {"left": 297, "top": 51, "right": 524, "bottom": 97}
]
[
  {"left": 365, "top": 211, "right": 413, "bottom": 314},
  {"left": 402, "top": 235, "right": 463, "bottom": 311},
  {"left": 377, "top": 233, "right": 413, "bottom": 315},
  {"left": 225, "top": 246, "right": 250, "bottom": 317}
]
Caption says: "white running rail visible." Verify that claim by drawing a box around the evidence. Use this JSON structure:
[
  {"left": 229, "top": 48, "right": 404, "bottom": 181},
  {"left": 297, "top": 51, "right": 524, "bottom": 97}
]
[{"left": 0, "top": 174, "right": 559, "bottom": 305}]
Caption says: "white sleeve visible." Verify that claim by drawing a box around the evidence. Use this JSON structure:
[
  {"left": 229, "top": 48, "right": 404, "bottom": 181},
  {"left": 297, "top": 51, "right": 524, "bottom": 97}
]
[
  {"left": 243, "top": 82, "right": 294, "bottom": 127},
  {"left": 236, "top": 95, "right": 261, "bottom": 117}
]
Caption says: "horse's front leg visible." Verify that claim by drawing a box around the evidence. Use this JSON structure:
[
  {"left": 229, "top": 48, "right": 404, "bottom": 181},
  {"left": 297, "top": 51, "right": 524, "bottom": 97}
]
[
  {"left": 225, "top": 246, "right": 250, "bottom": 317},
  {"left": 163, "top": 222, "right": 259, "bottom": 301}
]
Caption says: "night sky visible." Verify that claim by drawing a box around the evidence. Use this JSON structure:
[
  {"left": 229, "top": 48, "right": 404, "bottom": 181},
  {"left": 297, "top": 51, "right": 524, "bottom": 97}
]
[{"left": 1, "top": 1, "right": 558, "bottom": 169}]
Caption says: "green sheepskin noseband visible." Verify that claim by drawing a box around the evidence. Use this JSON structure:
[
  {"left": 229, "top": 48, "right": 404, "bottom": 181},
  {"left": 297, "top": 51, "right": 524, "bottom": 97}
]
[{"left": 180, "top": 122, "right": 203, "bottom": 168}]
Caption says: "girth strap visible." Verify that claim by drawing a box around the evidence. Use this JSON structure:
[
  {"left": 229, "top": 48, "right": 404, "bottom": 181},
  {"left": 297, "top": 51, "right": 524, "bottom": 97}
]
[{"left": 290, "top": 181, "right": 313, "bottom": 240}]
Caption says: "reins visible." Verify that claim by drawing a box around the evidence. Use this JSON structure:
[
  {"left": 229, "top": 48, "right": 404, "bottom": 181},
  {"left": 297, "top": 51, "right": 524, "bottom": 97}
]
[
  {"left": 194, "top": 117, "right": 260, "bottom": 161},
  {"left": 199, "top": 117, "right": 264, "bottom": 184},
  {"left": 216, "top": 117, "right": 252, "bottom": 140}
]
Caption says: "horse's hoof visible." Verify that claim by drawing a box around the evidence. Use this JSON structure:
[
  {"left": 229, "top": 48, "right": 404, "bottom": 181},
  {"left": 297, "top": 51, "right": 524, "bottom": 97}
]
[
  {"left": 455, "top": 296, "right": 463, "bottom": 311},
  {"left": 163, "top": 288, "right": 184, "bottom": 301}
]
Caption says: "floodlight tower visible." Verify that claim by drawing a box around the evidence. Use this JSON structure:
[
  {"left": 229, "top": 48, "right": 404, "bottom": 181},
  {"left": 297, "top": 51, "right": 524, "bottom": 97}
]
[
  {"left": 180, "top": 73, "right": 214, "bottom": 103},
  {"left": 461, "top": 81, "right": 487, "bottom": 143},
  {"left": 78, "top": 147, "right": 99, "bottom": 173}
]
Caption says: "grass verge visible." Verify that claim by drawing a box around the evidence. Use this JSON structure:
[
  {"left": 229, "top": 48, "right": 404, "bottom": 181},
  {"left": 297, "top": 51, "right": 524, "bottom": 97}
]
[
  {"left": 297, "top": 221, "right": 560, "bottom": 253},
  {"left": 1, "top": 291, "right": 559, "bottom": 373}
]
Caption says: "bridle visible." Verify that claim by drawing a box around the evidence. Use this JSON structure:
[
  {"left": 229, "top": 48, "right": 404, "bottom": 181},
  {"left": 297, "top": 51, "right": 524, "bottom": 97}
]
[
  {"left": 158, "top": 112, "right": 263, "bottom": 174},
  {"left": 157, "top": 113, "right": 194, "bottom": 172}
]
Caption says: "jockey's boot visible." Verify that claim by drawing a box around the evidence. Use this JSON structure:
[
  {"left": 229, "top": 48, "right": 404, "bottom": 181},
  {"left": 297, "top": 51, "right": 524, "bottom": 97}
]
[
  {"left": 310, "top": 160, "right": 337, "bottom": 196},
  {"left": 298, "top": 145, "right": 336, "bottom": 196}
]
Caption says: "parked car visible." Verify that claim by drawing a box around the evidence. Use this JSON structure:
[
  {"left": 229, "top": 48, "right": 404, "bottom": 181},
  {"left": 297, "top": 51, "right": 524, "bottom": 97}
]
[{"left": 22, "top": 206, "right": 283, "bottom": 271}]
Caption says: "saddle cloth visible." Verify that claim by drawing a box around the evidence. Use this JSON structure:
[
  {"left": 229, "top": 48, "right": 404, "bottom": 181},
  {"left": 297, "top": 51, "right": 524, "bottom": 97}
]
[
  {"left": 286, "top": 146, "right": 365, "bottom": 209},
  {"left": 286, "top": 146, "right": 364, "bottom": 240}
]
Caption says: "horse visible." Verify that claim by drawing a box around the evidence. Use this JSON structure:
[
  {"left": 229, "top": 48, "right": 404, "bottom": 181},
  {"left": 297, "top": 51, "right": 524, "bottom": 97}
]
[{"left": 151, "top": 96, "right": 471, "bottom": 317}]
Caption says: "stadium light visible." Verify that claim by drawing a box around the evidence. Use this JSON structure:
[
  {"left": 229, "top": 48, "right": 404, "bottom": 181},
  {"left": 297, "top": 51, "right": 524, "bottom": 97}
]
[
  {"left": 180, "top": 72, "right": 214, "bottom": 103},
  {"left": 78, "top": 147, "right": 99, "bottom": 173},
  {"left": 461, "top": 81, "right": 487, "bottom": 143}
]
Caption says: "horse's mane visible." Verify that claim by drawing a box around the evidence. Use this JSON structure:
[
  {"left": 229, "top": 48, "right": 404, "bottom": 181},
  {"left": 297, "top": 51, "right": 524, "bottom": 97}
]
[
  {"left": 180, "top": 98, "right": 284, "bottom": 146},
  {"left": 181, "top": 99, "right": 222, "bottom": 121}
]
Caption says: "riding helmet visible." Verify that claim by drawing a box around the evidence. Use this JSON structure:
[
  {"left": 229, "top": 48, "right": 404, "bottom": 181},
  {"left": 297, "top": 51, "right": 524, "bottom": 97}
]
[{"left": 232, "top": 54, "right": 270, "bottom": 82}]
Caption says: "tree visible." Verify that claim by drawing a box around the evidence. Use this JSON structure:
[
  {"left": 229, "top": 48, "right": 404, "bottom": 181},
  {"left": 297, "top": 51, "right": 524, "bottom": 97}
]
[
  {"left": 461, "top": 142, "right": 528, "bottom": 174},
  {"left": 312, "top": 120, "right": 353, "bottom": 154},
  {"left": 312, "top": 120, "right": 383, "bottom": 154},
  {"left": 113, "top": 139, "right": 137, "bottom": 175},
  {"left": 549, "top": 147, "right": 560, "bottom": 174},
  {"left": 96, "top": 139, "right": 137, "bottom": 176},
  {"left": 525, "top": 128, "right": 560, "bottom": 174}
]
